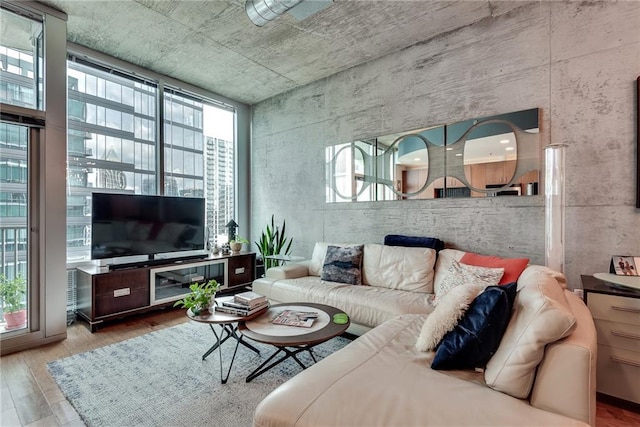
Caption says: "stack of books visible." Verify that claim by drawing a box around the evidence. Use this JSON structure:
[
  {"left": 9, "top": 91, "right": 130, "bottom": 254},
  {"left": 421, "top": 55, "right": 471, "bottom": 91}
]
[{"left": 215, "top": 291, "right": 268, "bottom": 316}]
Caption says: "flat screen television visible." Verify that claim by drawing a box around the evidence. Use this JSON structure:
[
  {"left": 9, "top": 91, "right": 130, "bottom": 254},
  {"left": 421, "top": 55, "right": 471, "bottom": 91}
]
[{"left": 91, "top": 193, "right": 206, "bottom": 261}]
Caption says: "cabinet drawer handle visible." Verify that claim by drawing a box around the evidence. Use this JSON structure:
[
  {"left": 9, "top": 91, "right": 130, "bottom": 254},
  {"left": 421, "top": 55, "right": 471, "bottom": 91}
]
[
  {"left": 610, "top": 330, "right": 640, "bottom": 341},
  {"left": 610, "top": 355, "right": 640, "bottom": 368},
  {"left": 611, "top": 305, "right": 640, "bottom": 314},
  {"left": 235, "top": 267, "right": 245, "bottom": 274},
  {"left": 113, "top": 288, "right": 131, "bottom": 297}
]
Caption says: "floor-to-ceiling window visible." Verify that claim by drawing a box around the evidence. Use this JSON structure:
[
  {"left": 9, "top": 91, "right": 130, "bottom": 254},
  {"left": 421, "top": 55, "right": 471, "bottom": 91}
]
[
  {"left": 0, "top": 5, "right": 43, "bottom": 334},
  {"left": 164, "top": 89, "right": 235, "bottom": 245},
  {"left": 66, "top": 59, "right": 237, "bottom": 263}
]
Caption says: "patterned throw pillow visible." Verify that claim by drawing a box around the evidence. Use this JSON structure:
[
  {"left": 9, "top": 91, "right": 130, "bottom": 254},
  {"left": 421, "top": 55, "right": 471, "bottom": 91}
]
[
  {"left": 434, "top": 260, "right": 504, "bottom": 305},
  {"left": 321, "top": 245, "right": 364, "bottom": 286}
]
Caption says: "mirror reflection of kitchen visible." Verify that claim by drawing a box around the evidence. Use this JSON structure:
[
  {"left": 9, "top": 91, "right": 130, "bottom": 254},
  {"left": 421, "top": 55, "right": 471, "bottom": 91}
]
[{"left": 326, "top": 108, "right": 539, "bottom": 202}]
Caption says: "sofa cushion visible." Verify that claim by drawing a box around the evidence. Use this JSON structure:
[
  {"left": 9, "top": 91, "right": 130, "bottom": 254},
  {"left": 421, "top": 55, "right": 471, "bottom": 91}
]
[
  {"left": 320, "top": 245, "right": 364, "bottom": 286},
  {"left": 416, "top": 283, "right": 485, "bottom": 352},
  {"left": 484, "top": 268, "right": 577, "bottom": 399},
  {"left": 253, "top": 276, "right": 434, "bottom": 329},
  {"left": 362, "top": 244, "right": 436, "bottom": 293},
  {"left": 432, "top": 282, "right": 518, "bottom": 370},
  {"left": 435, "top": 260, "right": 504, "bottom": 305},
  {"left": 460, "top": 252, "right": 529, "bottom": 285},
  {"left": 383, "top": 234, "right": 445, "bottom": 251}
]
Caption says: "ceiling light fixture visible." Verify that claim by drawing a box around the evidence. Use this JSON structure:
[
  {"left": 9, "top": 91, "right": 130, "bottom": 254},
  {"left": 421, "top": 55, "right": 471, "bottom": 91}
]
[
  {"left": 500, "top": 139, "right": 510, "bottom": 144},
  {"left": 414, "top": 157, "right": 421, "bottom": 161},
  {"left": 505, "top": 147, "right": 515, "bottom": 151}
]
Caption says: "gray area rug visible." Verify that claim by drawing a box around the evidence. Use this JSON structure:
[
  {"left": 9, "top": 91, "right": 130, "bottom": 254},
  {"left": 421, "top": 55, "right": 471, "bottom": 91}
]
[{"left": 47, "top": 321, "right": 352, "bottom": 427}]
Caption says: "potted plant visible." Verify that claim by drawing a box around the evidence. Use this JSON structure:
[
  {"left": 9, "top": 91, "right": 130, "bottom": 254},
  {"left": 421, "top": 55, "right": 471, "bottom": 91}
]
[
  {"left": 173, "top": 279, "right": 220, "bottom": 315},
  {"left": 229, "top": 236, "right": 249, "bottom": 253},
  {"left": 0, "top": 274, "right": 27, "bottom": 329},
  {"left": 255, "top": 215, "right": 293, "bottom": 270}
]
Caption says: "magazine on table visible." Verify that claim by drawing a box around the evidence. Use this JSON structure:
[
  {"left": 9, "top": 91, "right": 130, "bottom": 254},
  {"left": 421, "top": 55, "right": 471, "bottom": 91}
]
[{"left": 271, "top": 310, "right": 319, "bottom": 328}]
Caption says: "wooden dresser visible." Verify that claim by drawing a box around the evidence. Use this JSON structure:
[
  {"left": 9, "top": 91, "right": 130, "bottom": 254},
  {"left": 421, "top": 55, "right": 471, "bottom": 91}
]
[{"left": 581, "top": 275, "right": 640, "bottom": 405}]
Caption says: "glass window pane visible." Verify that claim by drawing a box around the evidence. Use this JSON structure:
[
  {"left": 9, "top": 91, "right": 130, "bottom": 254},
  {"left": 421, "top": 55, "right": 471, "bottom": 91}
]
[
  {"left": 164, "top": 90, "right": 235, "bottom": 240},
  {"left": 0, "top": 9, "right": 43, "bottom": 110},
  {"left": 66, "top": 60, "right": 158, "bottom": 261},
  {"left": 0, "top": 123, "right": 30, "bottom": 333}
]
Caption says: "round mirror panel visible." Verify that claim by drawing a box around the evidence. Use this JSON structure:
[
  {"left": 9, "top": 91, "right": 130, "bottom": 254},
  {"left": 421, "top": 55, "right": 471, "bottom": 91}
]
[
  {"left": 331, "top": 143, "right": 369, "bottom": 200},
  {"left": 388, "top": 133, "right": 429, "bottom": 197},
  {"left": 463, "top": 121, "right": 517, "bottom": 193}
]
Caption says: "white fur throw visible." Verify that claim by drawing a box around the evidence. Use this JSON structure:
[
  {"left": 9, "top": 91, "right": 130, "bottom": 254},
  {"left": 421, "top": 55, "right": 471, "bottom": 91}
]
[
  {"left": 416, "top": 283, "right": 486, "bottom": 352},
  {"left": 434, "top": 260, "right": 504, "bottom": 306}
]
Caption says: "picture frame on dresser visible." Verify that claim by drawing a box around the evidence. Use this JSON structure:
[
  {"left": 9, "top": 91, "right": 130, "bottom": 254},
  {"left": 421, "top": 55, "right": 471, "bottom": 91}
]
[{"left": 611, "top": 255, "right": 639, "bottom": 276}]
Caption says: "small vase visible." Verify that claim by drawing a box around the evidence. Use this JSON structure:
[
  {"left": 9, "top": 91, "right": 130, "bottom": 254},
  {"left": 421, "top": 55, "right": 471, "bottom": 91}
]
[
  {"left": 208, "top": 294, "right": 217, "bottom": 312},
  {"left": 230, "top": 242, "right": 242, "bottom": 252}
]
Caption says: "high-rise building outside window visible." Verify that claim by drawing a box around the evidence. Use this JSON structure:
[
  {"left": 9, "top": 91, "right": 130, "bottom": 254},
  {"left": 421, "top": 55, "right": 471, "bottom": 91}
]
[
  {"left": 66, "top": 61, "right": 236, "bottom": 262},
  {"left": 66, "top": 61, "right": 158, "bottom": 261}
]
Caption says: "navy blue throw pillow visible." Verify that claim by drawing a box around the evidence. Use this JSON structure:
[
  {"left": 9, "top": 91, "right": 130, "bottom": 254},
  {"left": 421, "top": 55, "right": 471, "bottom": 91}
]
[
  {"left": 383, "top": 235, "right": 445, "bottom": 252},
  {"left": 431, "top": 282, "right": 518, "bottom": 371}
]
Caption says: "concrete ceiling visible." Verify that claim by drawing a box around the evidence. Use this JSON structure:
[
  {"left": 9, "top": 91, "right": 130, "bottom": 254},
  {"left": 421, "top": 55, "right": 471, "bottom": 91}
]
[{"left": 38, "top": 0, "right": 507, "bottom": 105}]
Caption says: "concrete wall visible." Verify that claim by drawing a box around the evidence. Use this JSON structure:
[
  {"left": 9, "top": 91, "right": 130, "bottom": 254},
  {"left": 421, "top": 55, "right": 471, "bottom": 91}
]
[{"left": 250, "top": 1, "right": 640, "bottom": 289}]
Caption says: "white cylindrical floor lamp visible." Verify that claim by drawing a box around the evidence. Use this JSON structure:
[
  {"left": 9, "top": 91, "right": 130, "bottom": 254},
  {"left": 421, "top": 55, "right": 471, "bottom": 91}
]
[{"left": 544, "top": 143, "right": 568, "bottom": 273}]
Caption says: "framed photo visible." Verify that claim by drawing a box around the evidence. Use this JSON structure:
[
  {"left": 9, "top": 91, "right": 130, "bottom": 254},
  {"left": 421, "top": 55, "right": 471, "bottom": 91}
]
[{"left": 612, "top": 256, "right": 639, "bottom": 276}]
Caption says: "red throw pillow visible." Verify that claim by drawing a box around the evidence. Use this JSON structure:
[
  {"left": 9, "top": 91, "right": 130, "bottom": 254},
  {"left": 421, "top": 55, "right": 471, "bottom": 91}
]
[{"left": 460, "top": 253, "right": 529, "bottom": 285}]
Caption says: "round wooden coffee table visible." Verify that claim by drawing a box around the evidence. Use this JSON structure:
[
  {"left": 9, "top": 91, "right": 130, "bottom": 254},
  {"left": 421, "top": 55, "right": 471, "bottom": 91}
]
[
  {"left": 238, "top": 302, "right": 350, "bottom": 382},
  {"left": 188, "top": 306, "right": 266, "bottom": 384}
]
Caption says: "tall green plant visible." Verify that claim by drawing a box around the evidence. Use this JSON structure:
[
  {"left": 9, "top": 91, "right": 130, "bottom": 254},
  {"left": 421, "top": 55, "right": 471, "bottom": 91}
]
[{"left": 255, "top": 215, "right": 293, "bottom": 270}]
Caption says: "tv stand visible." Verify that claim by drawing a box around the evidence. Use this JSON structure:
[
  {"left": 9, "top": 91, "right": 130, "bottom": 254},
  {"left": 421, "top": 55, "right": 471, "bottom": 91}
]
[
  {"left": 107, "top": 254, "right": 209, "bottom": 271},
  {"left": 77, "top": 252, "right": 256, "bottom": 332}
]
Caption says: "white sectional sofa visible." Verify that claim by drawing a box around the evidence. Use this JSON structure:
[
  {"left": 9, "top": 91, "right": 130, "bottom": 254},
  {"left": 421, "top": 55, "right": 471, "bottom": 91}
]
[
  {"left": 252, "top": 243, "right": 598, "bottom": 427},
  {"left": 253, "top": 242, "right": 438, "bottom": 335}
]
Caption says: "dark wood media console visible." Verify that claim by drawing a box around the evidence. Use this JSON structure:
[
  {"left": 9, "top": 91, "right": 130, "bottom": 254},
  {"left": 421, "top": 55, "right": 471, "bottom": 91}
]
[{"left": 77, "top": 252, "right": 256, "bottom": 332}]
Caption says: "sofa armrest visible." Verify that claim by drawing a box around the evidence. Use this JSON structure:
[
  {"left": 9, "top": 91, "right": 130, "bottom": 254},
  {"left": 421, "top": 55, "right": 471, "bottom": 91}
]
[
  {"left": 265, "top": 261, "right": 310, "bottom": 280},
  {"left": 530, "top": 290, "right": 597, "bottom": 427}
]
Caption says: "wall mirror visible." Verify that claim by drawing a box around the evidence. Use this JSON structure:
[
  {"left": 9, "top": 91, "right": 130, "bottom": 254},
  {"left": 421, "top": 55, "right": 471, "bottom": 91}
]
[{"left": 326, "top": 108, "right": 540, "bottom": 202}]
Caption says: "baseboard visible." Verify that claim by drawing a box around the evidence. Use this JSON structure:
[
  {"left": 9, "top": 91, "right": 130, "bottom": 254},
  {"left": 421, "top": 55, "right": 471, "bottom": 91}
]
[{"left": 597, "top": 392, "right": 640, "bottom": 413}]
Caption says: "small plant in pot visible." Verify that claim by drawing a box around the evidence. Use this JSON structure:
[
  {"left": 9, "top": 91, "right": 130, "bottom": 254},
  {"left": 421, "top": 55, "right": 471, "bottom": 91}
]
[
  {"left": 229, "top": 236, "right": 249, "bottom": 253},
  {"left": 173, "top": 279, "right": 220, "bottom": 316},
  {"left": 0, "top": 274, "right": 27, "bottom": 329}
]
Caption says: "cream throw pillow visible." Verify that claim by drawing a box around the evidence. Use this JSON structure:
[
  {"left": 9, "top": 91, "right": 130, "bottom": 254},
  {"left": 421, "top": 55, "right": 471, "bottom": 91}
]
[
  {"left": 434, "top": 260, "right": 504, "bottom": 305},
  {"left": 362, "top": 244, "right": 436, "bottom": 293},
  {"left": 484, "top": 268, "right": 577, "bottom": 398},
  {"left": 416, "top": 283, "right": 485, "bottom": 352}
]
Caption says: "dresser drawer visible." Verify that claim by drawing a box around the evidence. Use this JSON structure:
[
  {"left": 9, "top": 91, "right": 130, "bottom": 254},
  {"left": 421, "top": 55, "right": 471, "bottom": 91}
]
[
  {"left": 594, "top": 319, "right": 640, "bottom": 352},
  {"left": 596, "top": 345, "right": 640, "bottom": 404},
  {"left": 95, "top": 287, "right": 149, "bottom": 318},
  {"left": 587, "top": 293, "right": 640, "bottom": 325},
  {"left": 94, "top": 270, "right": 148, "bottom": 297},
  {"left": 227, "top": 254, "right": 255, "bottom": 288}
]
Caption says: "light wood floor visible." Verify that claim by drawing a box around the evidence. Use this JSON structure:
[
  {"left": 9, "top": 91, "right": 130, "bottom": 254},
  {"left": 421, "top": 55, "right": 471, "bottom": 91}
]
[{"left": 1, "top": 308, "right": 639, "bottom": 427}]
